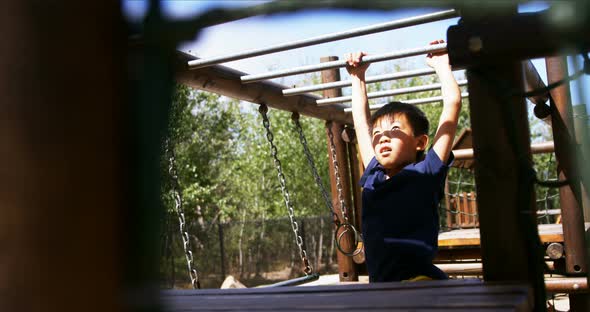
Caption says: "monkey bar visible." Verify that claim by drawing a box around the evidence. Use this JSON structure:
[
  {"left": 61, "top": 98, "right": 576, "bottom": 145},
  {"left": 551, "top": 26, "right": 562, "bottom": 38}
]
[
  {"left": 317, "top": 79, "right": 468, "bottom": 106},
  {"left": 343, "top": 92, "right": 470, "bottom": 112},
  {"left": 188, "top": 9, "right": 458, "bottom": 69},
  {"left": 240, "top": 43, "right": 447, "bottom": 83},
  {"left": 283, "top": 67, "right": 441, "bottom": 96}
]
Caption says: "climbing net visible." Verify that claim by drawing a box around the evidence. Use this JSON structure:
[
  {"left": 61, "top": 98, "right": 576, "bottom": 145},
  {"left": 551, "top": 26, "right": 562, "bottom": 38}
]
[{"left": 440, "top": 152, "right": 561, "bottom": 231}]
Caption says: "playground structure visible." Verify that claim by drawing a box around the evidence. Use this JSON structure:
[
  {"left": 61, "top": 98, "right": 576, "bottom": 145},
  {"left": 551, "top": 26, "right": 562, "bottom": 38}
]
[
  {"left": 2, "top": 1, "right": 590, "bottom": 312},
  {"left": 172, "top": 4, "right": 590, "bottom": 311}
]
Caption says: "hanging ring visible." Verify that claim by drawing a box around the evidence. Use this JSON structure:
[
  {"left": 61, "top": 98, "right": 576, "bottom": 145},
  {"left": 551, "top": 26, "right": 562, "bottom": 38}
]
[{"left": 335, "top": 223, "right": 363, "bottom": 257}]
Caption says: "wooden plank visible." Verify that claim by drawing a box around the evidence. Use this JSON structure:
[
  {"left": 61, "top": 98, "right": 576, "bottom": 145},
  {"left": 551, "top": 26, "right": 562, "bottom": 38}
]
[
  {"left": 438, "top": 223, "right": 590, "bottom": 247},
  {"left": 162, "top": 280, "right": 531, "bottom": 311}
]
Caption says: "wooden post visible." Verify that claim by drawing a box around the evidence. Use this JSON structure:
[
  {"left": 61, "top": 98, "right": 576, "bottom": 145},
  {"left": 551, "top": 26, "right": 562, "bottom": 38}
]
[
  {"left": 448, "top": 7, "right": 548, "bottom": 309},
  {"left": 343, "top": 127, "right": 364, "bottom": 235},
  {"left": 546, "top": 56, "right": 590, "bottom": 310},
  {"left": 460, "top": 56, "right": 545, "bottom": 309},
  {"left": 344, "top": 128, "right": 367, "bottom": 268},
  {"left": 546, "top": 56, "right": 588, "bottom": 274},
  {"left": 573, "top": 104, "right": 590, "bottom": 221},
  {"left": 0, "top": 2, "right": 127, "bottom": 311},
  {"left": 463, "top": 56, "right": 546, "bottom": 310},
  {"left": 321, "top": 56, "right": 358, "bottom": 282}
]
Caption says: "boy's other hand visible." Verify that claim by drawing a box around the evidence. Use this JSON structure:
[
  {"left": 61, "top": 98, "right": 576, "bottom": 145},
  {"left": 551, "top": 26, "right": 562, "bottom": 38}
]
[
  {"left": 345, "top": 51, "right": 370, "bottom": 78},
  {"left": 425, "top": 39, "right": 450, "bottom": 70}
]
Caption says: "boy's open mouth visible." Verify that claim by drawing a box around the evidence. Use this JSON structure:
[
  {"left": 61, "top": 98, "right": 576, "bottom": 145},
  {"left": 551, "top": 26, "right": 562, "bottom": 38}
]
[{"left": 379, "top": 146, "right": 392, "bottom": 155}]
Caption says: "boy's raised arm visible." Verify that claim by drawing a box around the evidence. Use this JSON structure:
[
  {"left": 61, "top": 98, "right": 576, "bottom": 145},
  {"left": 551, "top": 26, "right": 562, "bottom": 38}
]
[
  {"left": 427, "top": 40, "right": 461, "bottom": 164},
  {"left": 346, "top": 52, "right": 375, "bottom": 168}
]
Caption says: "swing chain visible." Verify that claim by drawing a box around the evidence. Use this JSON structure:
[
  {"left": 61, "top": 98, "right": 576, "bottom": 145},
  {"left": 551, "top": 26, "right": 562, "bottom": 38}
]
[
  {"left": 291, "top": 112, "right": 340, "bottom": 226},
  {"left": 259, "top": 105, "right": 312, "bottom": 275},
  {"left": 166, "top": 139, "right": 201, "bottom": 289},
  {"left": 327, "top": 122, "right": 350, "bottom": 225},
  {"left": 327, "top": 122, "right": 363, "bottom": 257}
]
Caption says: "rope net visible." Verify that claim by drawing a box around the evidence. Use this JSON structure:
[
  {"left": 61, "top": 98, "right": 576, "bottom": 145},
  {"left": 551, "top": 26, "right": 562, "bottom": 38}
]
[{"left": 439, "top": 152, "right": 561, "bottom": 231}]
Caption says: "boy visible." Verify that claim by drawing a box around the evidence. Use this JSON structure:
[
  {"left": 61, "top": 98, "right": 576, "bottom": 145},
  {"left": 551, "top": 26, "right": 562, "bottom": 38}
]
[{"left": 345, "top": 40, "right": 461, "bottom": 282}]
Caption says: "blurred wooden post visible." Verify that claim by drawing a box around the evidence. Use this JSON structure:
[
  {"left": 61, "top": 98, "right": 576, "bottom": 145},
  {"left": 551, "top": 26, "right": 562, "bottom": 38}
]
[
  {"left": 546, "top": 56, "right": 590, "bottom": 310},
  {"left": 0, "top": 2, "right": 127, "bottom": 311},
  {"left": 572, "top": 104, "right": 590, "bottom": 221},
  {"left": 449, "top": 9, "right": 547, "bottom": 308},
  {"left": 322, "top": 56, "right": 358, "bottom": 282}
]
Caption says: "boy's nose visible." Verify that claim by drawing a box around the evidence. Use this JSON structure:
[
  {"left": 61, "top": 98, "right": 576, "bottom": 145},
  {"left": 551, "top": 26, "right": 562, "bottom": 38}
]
[{"left": 379, "top": 133, "right": 391, "bottom": 143}]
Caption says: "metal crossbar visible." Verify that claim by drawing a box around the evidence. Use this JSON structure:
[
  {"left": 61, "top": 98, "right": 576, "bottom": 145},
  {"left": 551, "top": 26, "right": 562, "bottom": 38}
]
[
  {"left": 188, "top": 9, "right": 458, "bottom": 69},
  {"left": 283, "top": 68, "right": 439, "bottom": 96},
  {"left": 241, "top": 43, "right": 447, "bottom": 83},
  {"left": 317, "top": 79, "right": 468, "bottom": 106},
  {"left": 343, "top": 91, "right": 469, "bottom": 112}
]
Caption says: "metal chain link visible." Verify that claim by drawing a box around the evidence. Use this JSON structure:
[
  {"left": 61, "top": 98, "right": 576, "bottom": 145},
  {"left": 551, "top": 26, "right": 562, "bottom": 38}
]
[
  {"left": 326, "top": 121, "right": 362, "bottom": 257},
  {"left": 166, "top": 139, "right": 201, "bottom": 289},
  {"left": 258, "top": 105, "right": 312, "bottom": 275},
  {"left": 291, "top": 112, "right": 340, "bottom": 226}
]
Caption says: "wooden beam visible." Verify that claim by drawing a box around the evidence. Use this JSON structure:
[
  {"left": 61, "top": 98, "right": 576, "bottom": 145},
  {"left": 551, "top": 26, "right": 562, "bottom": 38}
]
[
  {"left": 175, "top": 52, "right": 352, "bottom": 124},
  {"left": 438, "top": 223, "right": 590, "bottom": 248},
  {"left": 162, "top": 280, "right": 533, "bottom": 311}
]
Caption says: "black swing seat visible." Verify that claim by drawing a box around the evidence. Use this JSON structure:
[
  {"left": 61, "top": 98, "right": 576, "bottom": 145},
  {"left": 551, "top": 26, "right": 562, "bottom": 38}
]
[
  {"left": 262, "top": 273, "right": 321, "bottom": 287},
  {"left": 162, "top": 279, "right": 532, "bottom": 311}
]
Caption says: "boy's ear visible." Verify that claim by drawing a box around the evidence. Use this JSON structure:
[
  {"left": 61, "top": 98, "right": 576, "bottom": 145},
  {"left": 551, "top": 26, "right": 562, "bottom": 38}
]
[{"left": 416, "top": 134, "right": 429, "bottom": 151}]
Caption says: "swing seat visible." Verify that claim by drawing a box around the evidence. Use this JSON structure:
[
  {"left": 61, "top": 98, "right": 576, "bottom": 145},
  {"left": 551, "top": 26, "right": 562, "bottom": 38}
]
[{"left": 262, "top": 273, "right": 321, "bottom": 287}]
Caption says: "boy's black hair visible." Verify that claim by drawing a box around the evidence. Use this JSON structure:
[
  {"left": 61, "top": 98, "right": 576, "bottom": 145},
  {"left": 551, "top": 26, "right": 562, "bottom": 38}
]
[{"left": 369, "top": 101, "right": 429, "bottom": 160}]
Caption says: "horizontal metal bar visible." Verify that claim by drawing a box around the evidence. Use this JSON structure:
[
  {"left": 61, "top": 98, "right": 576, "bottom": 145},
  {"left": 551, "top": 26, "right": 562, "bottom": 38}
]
[
  {"left": 453, "top": 141, "right": 555, "bottom": 160},
  {"left": 545, "top": 277, "right": 588, "bottom": 294},
  {"left": 241, "top": 43, "right": 447, "bottom": 83},
  {"left": 283, "top": 68, "right": 438, "bottom": 96},
  {"left": 188, "top": 9, "right": 458, "bottom": 69},
  {"left": 343, "top": 91, "right": 469, "bottom": 112},
  {"left": 317, "top": 79, "right": 468, "bottom": 106}
]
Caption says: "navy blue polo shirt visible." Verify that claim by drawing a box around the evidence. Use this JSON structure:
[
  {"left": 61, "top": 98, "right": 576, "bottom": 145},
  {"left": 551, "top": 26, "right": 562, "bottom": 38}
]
[{"left": 360, "top": 148, "right": 453, "bottom": 282}]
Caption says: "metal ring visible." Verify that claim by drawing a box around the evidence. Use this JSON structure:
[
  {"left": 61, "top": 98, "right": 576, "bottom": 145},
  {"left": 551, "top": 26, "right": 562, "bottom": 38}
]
[{"left": 335, "top": 223, "right": 363, "bottom": 257}]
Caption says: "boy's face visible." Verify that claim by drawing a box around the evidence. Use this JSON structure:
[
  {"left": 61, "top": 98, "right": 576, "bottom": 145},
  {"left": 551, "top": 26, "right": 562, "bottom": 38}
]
[{"left": 371, "top": 113, "right": 428, "bottom": 172}]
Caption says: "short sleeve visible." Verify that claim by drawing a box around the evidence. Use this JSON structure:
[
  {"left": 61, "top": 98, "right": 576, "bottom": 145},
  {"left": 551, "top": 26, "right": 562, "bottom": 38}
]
[
  {"left": 416, "top": 149, "right": 454, "bottom": 181},
  {"left": 359, "top": 157, "right": 380, "bottom": 187}
]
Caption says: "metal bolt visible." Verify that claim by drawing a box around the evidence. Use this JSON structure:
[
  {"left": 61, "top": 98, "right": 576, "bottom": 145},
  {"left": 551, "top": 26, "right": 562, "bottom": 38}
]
[{"left": 546, "top": 242, "right": 564, "bottom": 260}]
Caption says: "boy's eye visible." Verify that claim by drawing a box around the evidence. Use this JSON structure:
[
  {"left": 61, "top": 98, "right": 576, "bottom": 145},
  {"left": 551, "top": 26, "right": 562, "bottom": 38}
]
[{"left": 390, "top": 126, "right": 400, "bottom": 131}]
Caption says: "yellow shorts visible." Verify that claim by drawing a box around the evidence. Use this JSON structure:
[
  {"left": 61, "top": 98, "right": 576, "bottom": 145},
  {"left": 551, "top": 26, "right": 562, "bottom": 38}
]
[{"left": 402, "top": 275, "right": 433, "bottom": 282}]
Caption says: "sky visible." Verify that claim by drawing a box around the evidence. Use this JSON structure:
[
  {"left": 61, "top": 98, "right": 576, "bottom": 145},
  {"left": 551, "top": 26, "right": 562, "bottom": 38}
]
[{"left": 123, "top": 0, "right": 589, "bottom": 111}]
